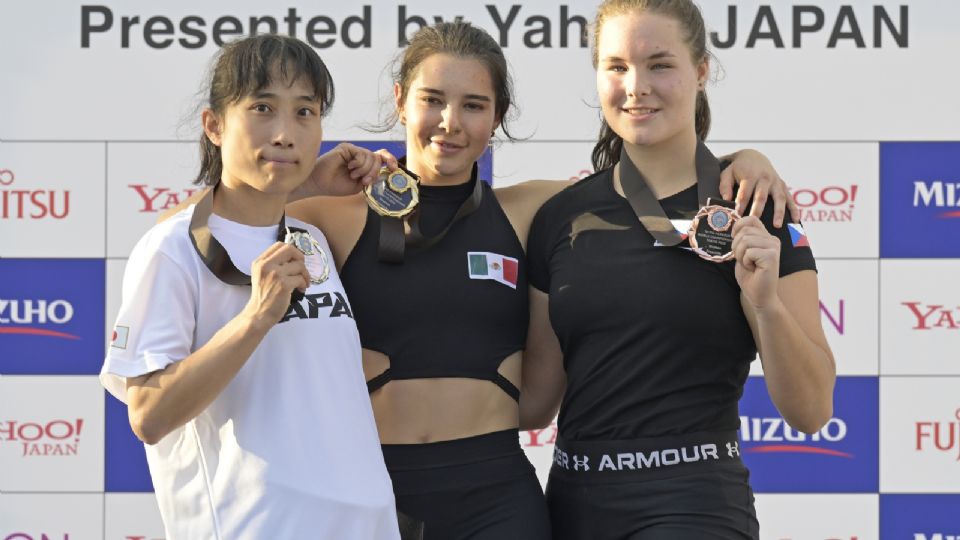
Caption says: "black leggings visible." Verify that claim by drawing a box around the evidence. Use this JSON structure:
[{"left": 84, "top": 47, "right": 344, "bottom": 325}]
[
  {"left": 382, "top": 429, "right": 551, "bottom": 540},
  {"left": 546, "top": 460, "right": 759, "bottom": 540}
]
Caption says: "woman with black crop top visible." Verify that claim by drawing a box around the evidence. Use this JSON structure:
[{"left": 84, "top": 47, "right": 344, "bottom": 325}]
[
  {"left": 523, "top": 2, "right": 837, "bottom": 539},
  {"left": 282, "top": 21, "right": 804, "bottom": 540}
]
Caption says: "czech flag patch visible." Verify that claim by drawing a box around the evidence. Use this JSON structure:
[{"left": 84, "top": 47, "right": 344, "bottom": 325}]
[{"left": 787, "top": 224, "right": 810, "bottom": 248}]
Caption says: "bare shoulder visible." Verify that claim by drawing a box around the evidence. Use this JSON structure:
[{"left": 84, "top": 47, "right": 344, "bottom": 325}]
[
  {"left": 494, "top": 180, "right": 571, "bottom": 252},
  {"left": 286, "top": 193, "right": 368, "bottom": 270}
]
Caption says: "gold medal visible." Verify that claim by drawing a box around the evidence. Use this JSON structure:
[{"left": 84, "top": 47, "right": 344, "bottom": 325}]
[{"left": 364, "top": 167, "right": 419, "bottom": 218}]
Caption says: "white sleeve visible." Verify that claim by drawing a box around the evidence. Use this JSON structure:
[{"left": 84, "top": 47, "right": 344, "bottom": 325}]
[{"left": 100, "top": 243, "right": 197, "bottom": 403}]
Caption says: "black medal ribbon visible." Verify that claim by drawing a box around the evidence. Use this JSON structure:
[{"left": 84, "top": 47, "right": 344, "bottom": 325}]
[
  {"left": 377, "top": 161, "right": 483, "bottom": 263},
  {"left": 188, "top": 186, "right": 308, "bottom": 302},
  {"left": 619, "top": 139, "right": 724, "bottom": 246}
]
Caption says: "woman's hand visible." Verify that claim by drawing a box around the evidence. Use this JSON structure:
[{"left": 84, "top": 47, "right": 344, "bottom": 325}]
[
  {"left": 720, "top": 149, "right": 799, "bottom": 228},
  {"left": 732, "top": 216, "right": 781, "bottom": 310},
  {"left": 291, "top": 143, "right": 400, "bottom": 202}
]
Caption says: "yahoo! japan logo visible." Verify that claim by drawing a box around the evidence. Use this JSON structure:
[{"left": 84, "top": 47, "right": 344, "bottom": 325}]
[
  {"left": 916, "top": 408, "right": 960, "bottom": 462},
  {"left": 523, "top": 421, "right": 557, "bottom": 448},
  {"left": 0, "top": 299, "right": 79, "bottom": 339},
  {"left": 128, "top": 184, "right": 200, "bottom": 213},
  {"left": 902, "top": 302, "right": 959, "bottom": 330},
  {"left": 792, "top": 185, "right": 859, "bottom": 223},
  {"left": 0, "top": 419, "right": 85, "bottom": 457},
  {"left": 740, "top": 416, "right": 853, "bottom": 458}
]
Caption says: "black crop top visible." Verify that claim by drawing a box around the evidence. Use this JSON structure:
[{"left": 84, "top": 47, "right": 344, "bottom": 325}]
[
  {"left": 340, "top": 171, "right": 528, "bottom": 401},
  {"left": 527, "top": 168, "right": 817, "bottom": 440}
]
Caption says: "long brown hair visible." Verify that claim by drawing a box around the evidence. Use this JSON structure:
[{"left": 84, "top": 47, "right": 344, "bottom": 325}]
[
  {"left": 383, "top": 22, "right": 518, "bottom": 140},
  {"left": 194, "top": 34, "right": 335, "bottom": 186},
  {"left": 590, "top": 0, "right": 711, "bottom": 171}
]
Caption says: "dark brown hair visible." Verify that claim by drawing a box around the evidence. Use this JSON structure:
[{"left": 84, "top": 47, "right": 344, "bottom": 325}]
[
  {"left": 195, "top": 34, "right": 334, "bottom": 186},
  {"left": 590, "top": 0, "right": 711, "bottom": 171},
  {"left": 385, "top": 22, "right": 518, "bottom": 140}
]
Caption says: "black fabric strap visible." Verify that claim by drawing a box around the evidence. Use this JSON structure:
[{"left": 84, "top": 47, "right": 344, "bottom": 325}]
[
  {"left": 377, "top": 162, "right": 484, "bottom": 264},
  {"left": 366, "top": 368, "right": 393, "bottom": 394},
  {"left": 188, "top": 185, "right": 304, "bottom": 301},
  {"left": 619, "top": 139, "right": 723, "bottom": 246},
  {"left": 492, "top": 373, "right": 521, "bottom": 402}
]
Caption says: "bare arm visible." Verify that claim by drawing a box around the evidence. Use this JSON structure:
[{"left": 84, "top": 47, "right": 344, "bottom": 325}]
[
  {"left": 126, "top": 243, "right": 309, "bottom": 444},
  {"left": 718, "top": 149, "right": 800, "bottom": 227},
  {"left": 519, "top": 287, "right": 566, "bottom": 431},
  {"left": 156, "top": 143, "right": 397, "bottom": 224},
  {"left": 734, "top": 217, "right": 836, "bottom": 433}
]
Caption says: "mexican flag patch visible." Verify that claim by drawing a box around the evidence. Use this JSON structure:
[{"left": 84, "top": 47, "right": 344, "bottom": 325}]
[{"left": 467, "top": 252, "right": 519, "bottom": 289}]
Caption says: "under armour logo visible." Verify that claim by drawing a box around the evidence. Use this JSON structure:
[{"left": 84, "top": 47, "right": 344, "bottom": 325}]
[
  {"left": 572, "top": 454, "right": 590, "bottom": 472},
  {"left": 726, "top": 441, "right": 740, "bottom": 458}
]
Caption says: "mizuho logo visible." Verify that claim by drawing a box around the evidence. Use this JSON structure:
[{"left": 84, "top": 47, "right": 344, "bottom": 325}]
[
  {"left": 739, "top": 416, "right": 853, "bottom": 457},
  {"left": 913, "top": 181, "right": 960, "bottom": 218},
  {"left": 0, "top": 299, "right": 79, "bottom": 340}
]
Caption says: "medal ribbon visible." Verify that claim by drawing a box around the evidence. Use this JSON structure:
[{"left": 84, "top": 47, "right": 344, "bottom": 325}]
[
  {"left": 188, "top": 186, "right": 313, "bottom": 301},
  {"left": 618, "top": 139, "right": 724, "bottom": 246},
  {"left": 378, "top": 161, "right": 484, "bottom": 263}
]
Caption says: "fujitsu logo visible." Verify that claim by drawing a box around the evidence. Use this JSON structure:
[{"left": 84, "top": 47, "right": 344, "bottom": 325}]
[
  {"left": 792, "top": 185, "right": 858, "bottom": 223},
  {"left": 739, "top": 416, "right": 853, "bottom": 457},
  {"left": 915, "top": 408, "right": 960, "bottom": 461},
  {"left": 902, "top": 302, "right": 959, "bottom": 330},
  {"left": 0, "top": 168, "right": 71, "bottom": 220},
  {"left": 0, "top": 299, "right": 78, "bottom": 339},
  {"left": 128, "top": 184, "right": 200, "bottom": 213},
  {"left": 0, "top": 419, "right": 84, "bottom": 458},
  {"left": 913, "top": 181, "right": 960, "bottom": 218}
]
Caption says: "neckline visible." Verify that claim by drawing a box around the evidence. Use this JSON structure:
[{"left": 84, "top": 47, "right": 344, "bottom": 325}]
[{"left": 418, "top": 177, "right": 478, "bottom": 203}]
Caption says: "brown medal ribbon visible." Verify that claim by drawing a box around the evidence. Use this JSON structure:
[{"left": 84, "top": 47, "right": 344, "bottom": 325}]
[
  {"left": 619, "top": 139, "right": 724, "bottom": 246},
  {"left": 378, "top": 162, "right": 484, "bottom": 263},
  {"left": 188, "top": 186, "right": 311, "bottom": 301}
]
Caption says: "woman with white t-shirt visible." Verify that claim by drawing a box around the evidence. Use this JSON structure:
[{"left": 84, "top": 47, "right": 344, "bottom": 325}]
[{"left": 101, "top": 34, "right": 401, "bottom": 539}]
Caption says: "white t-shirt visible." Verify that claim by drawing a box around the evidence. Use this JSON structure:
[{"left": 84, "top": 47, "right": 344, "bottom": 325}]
[{"left": 101, "top": 206, "right": 398, "bottom": 540}]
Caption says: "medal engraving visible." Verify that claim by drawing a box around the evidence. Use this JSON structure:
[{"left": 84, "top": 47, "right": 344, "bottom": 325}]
[
  {"left": 284, "top": 229, "right": 330, "bottom": 284},
  {"left": 364, "top": 167, "right": 419, "bottom": 217},
  {"left": 688, "top": 198, "right": 740, "bottom": 263}
]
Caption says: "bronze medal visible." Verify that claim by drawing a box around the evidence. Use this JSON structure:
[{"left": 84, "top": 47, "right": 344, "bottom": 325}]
[{"left": 688, "top": 198, "right": 740, "bottom": 263}]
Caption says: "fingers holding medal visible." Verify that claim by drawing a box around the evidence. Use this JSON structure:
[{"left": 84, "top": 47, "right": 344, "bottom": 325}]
[
  {"left": 730, "top": 216, "right": 780, "bottom": 272},
  {"left": 364, "top": 166, "right": 419, "bottom": 217}
]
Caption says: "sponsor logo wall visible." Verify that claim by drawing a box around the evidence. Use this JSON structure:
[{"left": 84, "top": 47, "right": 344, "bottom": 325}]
[{"left": 2, "top": 1, "right": 957, "bottom": 537}]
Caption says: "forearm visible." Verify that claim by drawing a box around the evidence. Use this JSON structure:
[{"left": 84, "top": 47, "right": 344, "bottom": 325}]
[
  {"left": 519, "top": 368, "right": 564, "bottom": 431},
  {"left": 753, "top": 298, "right": 836, "bottom": 433},
  {"left": 127, "top": 312, "right": 271, "bottom": 444}
]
